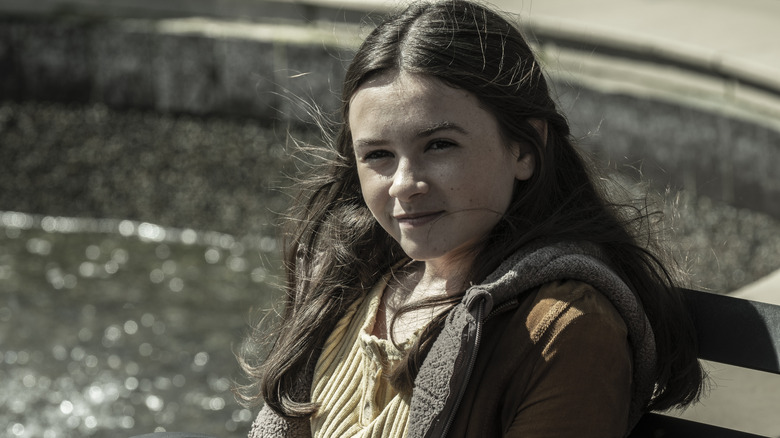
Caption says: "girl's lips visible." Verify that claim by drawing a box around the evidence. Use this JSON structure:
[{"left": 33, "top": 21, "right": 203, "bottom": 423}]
[{"left": 393, "top": 211, "right": 444, "bottom": 227}]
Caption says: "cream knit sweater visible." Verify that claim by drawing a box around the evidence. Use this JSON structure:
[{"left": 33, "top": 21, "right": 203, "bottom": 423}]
[{"left": 310, "top": 275, "right": 415, "bottom": 438}]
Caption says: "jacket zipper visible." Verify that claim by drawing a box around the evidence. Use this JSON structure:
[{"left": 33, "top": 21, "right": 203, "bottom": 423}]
[
  {"left": 486, "top": 298, "right": 519, "bottom": 320},
  {"left": 437, "top": 297, "right": 519, "bottom": 438},
  {"left": 438, "top": 299, "right": 484, "bottom": 438}
]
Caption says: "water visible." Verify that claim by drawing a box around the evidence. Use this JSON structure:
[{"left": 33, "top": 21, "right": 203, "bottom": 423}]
[{"left": 0, "top": 212, "right": 281, "bottom": 438}]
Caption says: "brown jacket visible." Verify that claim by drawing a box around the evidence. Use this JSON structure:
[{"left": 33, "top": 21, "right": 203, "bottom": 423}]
[
  {"left": 444, "top": 280, "right": 632, "bottom": 437},
  {"left": 249, "top": 242, "right": 654, "bottom": 438}
]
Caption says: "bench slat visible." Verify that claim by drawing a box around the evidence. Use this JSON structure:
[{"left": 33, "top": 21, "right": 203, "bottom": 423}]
[
  {"left": 685, "top": 289, "right": 780, "bottom": 374},
  {"left": 632, "top": 290, "right": 780, "bottom": 437},
  {"left": 630, "top": 413, "right": 770, "bottom": 438}
]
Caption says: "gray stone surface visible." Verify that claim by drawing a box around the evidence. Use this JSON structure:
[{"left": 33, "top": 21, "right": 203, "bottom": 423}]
[
  {"left": 0, "top": 100, "right": 297, "bottom": 237},
  {"left": 92, "top": 26, "right": 157, "bottom": 108},
  {"left": 2, "top": 14, "right": 778, "bottom": 220},
  {"left": 212, "top": 37, "right": 277, "bottom": 117},
  {"left": 557, "top": 85, "right": 780, "bottom": 218},
  {"left": 0, "top": 16, "right": 353, "bottom": 118}
]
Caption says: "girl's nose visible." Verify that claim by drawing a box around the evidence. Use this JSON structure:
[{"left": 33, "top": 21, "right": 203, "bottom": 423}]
[{"left": 388, "top": 159, "right": 428, "bottom": 201}]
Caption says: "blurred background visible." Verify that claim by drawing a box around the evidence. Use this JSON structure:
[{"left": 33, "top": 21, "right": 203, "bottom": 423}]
[{"left": 0, "top": 0, "right": 778, "bottom": 437}]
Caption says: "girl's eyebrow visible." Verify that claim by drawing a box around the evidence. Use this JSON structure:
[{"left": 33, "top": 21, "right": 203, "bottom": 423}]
[
  {"left": 353, "top": 138, "right": 387, "bottom": 150},
  {"left": 353, "top": 121, "right": 469, "bottom": 150},
  {"left": 416, "top": 121, "right": 468, "bottom": 138}
]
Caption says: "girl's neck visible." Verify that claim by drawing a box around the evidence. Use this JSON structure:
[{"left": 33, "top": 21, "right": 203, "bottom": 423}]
[
  {"left": 415, "top": 251, "right": 474, "bottom": 296},
  {"left": 373, "top": 260, "right": 467, "bottom": 342},
  {"left": 413, "top": 264, "right": 466, "bottom": 298}
]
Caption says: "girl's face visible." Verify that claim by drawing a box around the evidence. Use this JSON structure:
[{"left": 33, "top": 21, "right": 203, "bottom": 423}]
[{"left": 350, "top": 71, "right": 534, "bottom": 273}]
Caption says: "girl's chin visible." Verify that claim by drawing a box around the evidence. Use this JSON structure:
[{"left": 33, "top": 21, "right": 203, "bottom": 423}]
[{"left": 398, "top": 243, "right": 477, "bottom": 267}]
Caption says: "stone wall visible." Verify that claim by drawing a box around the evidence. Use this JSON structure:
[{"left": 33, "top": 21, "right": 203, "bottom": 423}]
[
  {"left": 1, "top": 13, "right": 779, "bottom": 223},
  {"left": 0, "top": 16, "right": 356, "bottom": 120}
]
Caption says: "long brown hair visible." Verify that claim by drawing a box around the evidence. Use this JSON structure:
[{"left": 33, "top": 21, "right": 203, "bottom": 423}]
[{"left": 239, "top": 0, "right": 703, "bottom": 417}]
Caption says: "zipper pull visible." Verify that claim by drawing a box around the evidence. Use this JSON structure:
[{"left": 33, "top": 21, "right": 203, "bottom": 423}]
[{"left": 464, "top": 287, "right": 493, "bottom": 317}]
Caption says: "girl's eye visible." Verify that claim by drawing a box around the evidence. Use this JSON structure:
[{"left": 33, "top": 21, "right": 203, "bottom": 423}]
[
  {"left": 363, "top": 150, "right": 393, "bottom": 161},
  {"left": 427, "top": 140, "right": 456, "bottom": 151}
]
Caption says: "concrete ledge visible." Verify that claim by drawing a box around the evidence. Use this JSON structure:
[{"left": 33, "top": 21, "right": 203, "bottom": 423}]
[
  {"left": 525, "top": 14, "right": 780, "bottom": 104},
  {"left": 541, "top": 46, "right": 780, "bottom": 133},
  {"left": 0, "top": 0, "right": 385, "bottom": 24},
  {"left": 5, "top": 0, "right": 780, "bottom": 108},
  {"left": 1, "top": 13, "right": 779, "bottom": 221},
  {"left": 733, "top": 268, "right": 780, "bottom": 305},
  {"left": 0, "top": 16, "right": 360, "bottom": 121}
]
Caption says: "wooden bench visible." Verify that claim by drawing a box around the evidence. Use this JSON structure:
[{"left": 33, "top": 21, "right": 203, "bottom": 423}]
[{"left": 630, "top": 289, "right": 780, "bottom": 438}]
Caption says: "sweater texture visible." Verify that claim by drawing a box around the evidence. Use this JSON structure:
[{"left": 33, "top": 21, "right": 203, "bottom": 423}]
[{"left": 310, "top": 277, "right": 414, "bottom": 437}]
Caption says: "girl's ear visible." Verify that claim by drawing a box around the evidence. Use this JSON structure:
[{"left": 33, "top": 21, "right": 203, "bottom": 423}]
[
  {"left": 514, "top": 150, "right": 535, "bottom": 181},
  {"left": 513, "top": 119, "right": 546, "bottom": 181}
]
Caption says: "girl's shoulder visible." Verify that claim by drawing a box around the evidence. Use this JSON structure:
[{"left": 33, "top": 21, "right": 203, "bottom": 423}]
[{"left": 519, "top": 280, "right": 629, "bottom": 346}]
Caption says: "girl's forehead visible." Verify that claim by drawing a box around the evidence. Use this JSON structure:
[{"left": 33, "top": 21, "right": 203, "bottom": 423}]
[
  {"left": 349, "top": 72, "right": 479, "bottom": 123},
  {"left": 347, "top": 71, "right": 510, "bottom": 154},
  {"left": 351, "top": 71, "right": 467, "bottom": 105}
]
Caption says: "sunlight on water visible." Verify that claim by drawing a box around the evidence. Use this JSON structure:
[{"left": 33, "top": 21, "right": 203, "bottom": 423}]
[{"left": 0, "top": 211, "right": 281, "bottom": 438}]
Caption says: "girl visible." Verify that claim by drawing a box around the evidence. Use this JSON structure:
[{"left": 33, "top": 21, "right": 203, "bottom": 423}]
[{"left": 240, "top": 1, "right": 704, "bottom": 436}]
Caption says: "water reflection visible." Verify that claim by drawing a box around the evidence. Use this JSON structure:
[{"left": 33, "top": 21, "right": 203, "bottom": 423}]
[{"left": 0, "top": 212, "right": 280, "bottom": 438}]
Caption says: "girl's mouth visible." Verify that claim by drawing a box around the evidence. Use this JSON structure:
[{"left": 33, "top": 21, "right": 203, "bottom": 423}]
[{"left": 393, "top": 211, "right": 444, "bottom": 227}]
